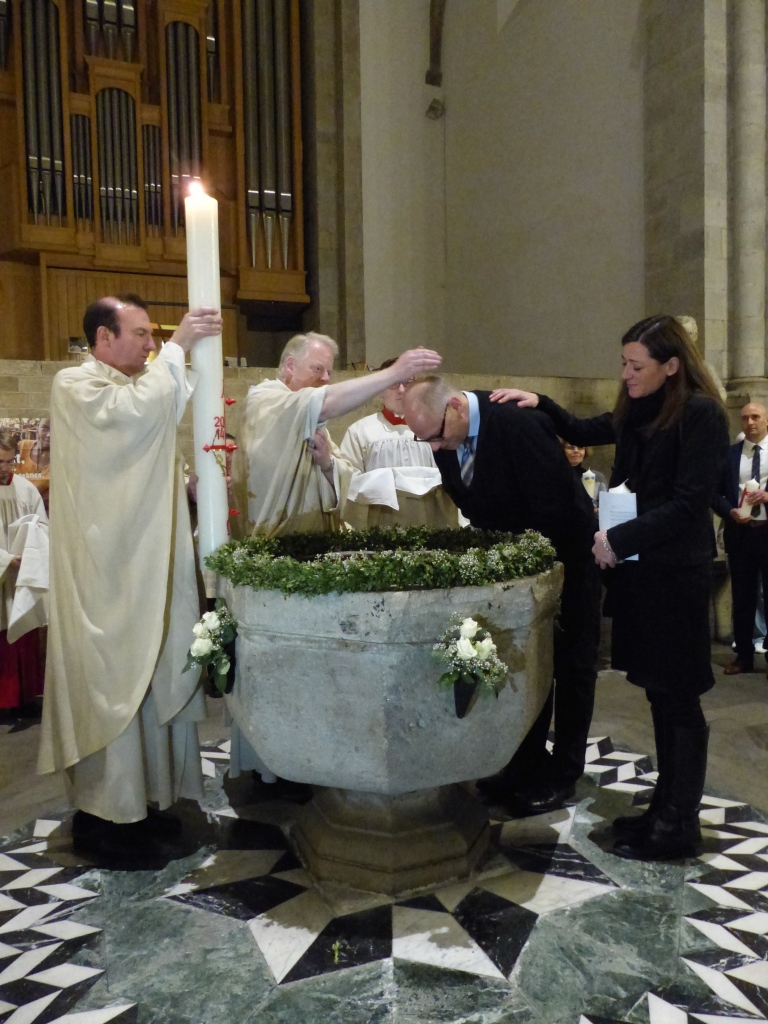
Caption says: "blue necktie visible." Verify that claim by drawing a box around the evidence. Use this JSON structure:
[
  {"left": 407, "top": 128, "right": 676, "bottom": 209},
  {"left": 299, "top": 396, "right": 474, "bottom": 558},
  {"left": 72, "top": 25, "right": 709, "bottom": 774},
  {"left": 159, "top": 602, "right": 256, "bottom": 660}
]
[
  {"left": 460, "top": 438, "right": 476, "bottom": 486},
  {"left": 751, "top": 444, "right": 761, "bottom": 517}
]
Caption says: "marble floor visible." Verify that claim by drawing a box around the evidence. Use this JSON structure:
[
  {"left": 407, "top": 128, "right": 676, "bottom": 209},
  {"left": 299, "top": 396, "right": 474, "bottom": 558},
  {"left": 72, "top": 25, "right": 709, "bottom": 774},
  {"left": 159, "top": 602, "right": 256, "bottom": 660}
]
[{"left": 0, "top": 643, "right": 765, "bottom": 1024}]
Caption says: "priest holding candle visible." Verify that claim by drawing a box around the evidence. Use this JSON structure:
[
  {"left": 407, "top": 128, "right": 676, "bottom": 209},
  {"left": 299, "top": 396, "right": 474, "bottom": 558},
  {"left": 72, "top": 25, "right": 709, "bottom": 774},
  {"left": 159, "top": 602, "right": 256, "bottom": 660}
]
[{"left": 38, "top": 293, "right": 223, "bottom": 864}]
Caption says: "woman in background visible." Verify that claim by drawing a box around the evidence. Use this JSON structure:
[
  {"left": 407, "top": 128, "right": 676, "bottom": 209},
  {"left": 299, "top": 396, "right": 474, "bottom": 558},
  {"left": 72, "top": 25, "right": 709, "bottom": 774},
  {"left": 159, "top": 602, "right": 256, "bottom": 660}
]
[{"left": 561, "top": 440, "right": 607, "bottom": 513}]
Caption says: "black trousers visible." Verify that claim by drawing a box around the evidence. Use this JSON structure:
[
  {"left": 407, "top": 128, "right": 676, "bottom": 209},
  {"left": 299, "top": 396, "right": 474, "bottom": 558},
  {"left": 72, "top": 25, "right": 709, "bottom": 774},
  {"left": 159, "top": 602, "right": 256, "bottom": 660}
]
[
  {"left": 728, "top": 525, "right": 768, "bottom": 666},
  {"left": 505, "top": 554, "right": 601, "bottom": 786}
]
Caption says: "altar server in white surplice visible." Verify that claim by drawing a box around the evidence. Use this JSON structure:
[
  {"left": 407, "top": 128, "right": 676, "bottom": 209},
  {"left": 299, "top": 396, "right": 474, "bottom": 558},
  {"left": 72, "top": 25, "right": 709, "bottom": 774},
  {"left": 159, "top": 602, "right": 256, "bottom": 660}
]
[
  {"left": 341, "top": 358, "right": 460, "bottom": 531},
  {"left": 0, "top": 432, "right": 47, "bottom": 713},
  {"left": 37, "top": 293, "right": 223, "bottom": 861}
]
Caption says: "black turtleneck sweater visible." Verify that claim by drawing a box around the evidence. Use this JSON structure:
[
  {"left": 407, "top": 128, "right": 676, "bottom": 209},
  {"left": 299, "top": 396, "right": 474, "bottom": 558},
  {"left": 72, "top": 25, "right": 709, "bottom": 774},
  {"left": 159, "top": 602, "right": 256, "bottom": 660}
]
[{"left": 536, "top": 388, "right": 729, "bottom": 567}]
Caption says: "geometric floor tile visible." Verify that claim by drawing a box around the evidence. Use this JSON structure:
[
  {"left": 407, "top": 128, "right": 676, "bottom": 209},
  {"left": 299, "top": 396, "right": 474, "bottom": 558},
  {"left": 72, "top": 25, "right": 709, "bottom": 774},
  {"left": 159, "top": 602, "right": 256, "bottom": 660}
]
[
  {"left": 186, "top": 737, "right": 768, "bottom": 1024},
  {"left": 0, "top": 819, "right": 136, "bottom": 1024},
  {"left": 2, "top": 735, "right": 767, "bottom": 1023}
]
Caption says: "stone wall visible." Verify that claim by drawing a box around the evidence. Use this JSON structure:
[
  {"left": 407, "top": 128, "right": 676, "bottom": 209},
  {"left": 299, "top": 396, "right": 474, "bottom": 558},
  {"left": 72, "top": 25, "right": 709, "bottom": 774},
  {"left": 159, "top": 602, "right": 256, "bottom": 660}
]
[
  {"left": 0, "top": 358, "right": 620, "bottom": 480},
  {"left": 643, "top": 0, "right": 728, "bottom": 381}
]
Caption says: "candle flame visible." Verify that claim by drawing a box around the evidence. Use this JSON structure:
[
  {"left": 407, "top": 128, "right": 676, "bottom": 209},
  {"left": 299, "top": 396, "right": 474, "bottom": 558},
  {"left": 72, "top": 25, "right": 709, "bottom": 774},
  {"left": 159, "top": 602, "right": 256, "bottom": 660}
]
[{"left": 188, "top": 181, "right": 205, "bottom": 197}]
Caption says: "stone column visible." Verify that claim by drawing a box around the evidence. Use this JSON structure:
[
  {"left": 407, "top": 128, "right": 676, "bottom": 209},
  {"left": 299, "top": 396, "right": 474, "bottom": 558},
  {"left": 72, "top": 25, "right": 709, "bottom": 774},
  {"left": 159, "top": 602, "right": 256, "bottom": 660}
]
[{"left": 730, "top": 0, "right": 766, "bottom": 382}]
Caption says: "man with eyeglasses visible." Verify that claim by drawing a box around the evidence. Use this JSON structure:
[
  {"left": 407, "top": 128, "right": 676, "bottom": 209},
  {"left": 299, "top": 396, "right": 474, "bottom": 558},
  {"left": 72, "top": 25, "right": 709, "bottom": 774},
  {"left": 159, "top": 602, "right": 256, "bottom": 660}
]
[{"left": 403, "top": 375, "right": 601, "bottom": 813}]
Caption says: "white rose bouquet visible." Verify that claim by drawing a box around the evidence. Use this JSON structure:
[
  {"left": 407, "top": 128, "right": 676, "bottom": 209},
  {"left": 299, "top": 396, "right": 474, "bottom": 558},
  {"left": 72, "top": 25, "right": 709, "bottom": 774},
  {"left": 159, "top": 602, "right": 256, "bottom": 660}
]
[
  {"left": 184, "top": 599, "right": 238, "bottom": 696},
  {"left": 433, "top": 616, "right": 509, "bottom": 717}
]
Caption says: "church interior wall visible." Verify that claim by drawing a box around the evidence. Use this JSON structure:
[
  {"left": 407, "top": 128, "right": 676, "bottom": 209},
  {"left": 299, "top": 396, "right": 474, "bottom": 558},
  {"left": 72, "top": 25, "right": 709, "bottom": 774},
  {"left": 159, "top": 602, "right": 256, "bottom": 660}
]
[
  {"left": 359, "top": 0, "right": 447, "bottom": 369},
  {"left": 0, "top": 357, "right": 620, "bottom": 481},
  {"left": 440, "top": 0, "right": 646, "bottom": 379}
]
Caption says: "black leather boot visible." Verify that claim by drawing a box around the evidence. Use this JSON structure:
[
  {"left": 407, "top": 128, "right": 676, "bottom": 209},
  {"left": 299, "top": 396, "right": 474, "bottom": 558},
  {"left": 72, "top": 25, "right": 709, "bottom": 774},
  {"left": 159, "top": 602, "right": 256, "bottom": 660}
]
[
  {"left": 613, "top": 704, "right": 668, "bottom": 836},
  {"left": 614, "top": 724, "right": 708, "bottom": 861}
]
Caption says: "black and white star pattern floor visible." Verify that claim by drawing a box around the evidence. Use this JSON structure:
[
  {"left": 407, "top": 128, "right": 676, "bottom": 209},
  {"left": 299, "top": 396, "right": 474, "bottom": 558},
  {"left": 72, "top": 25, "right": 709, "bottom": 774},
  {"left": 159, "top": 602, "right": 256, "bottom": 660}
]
[{"left": 0, "top": 734, "right": 765, "bottom": 1024}]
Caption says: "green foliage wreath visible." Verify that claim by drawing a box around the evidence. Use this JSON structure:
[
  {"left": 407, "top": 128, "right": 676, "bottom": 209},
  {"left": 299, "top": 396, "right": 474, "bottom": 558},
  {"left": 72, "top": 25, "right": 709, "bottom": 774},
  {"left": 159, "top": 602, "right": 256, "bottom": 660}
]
[{"left": 206, "top": 526, "right": 556, "bottom": 597}]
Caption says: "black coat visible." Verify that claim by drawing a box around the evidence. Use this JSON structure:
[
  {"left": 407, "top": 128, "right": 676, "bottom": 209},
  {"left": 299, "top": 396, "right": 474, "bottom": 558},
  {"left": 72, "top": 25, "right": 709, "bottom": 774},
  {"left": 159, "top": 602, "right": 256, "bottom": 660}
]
[
  {"left": 432, "top": 392, "right": 595, "bottom": 563},
  {"left": 712, "top": 441, "right": 756, "bottom": 555},
  {"left": 536, "top": 388, "right": 729, "bottom": 694},
  {"left": 537, "top": 391, "right": 729, "bottom": 566}
]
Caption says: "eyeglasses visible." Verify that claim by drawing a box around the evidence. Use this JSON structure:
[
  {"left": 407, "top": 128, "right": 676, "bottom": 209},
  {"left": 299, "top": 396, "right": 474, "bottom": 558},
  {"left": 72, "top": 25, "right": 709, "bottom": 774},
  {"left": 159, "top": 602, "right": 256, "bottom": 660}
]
[
  {"left": 414, "top": 406, "right": 448, "bottom": 444},
  {"left": 384, "top": 378, "right": 414, "bottom": 392}
]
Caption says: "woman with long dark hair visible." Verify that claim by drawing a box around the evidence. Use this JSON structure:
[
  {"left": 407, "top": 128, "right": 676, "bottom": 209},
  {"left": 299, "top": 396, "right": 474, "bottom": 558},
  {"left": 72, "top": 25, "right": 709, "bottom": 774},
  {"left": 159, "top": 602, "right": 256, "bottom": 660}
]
[{"left": 491, "top": 315, "right": 730, "bottom": 860}]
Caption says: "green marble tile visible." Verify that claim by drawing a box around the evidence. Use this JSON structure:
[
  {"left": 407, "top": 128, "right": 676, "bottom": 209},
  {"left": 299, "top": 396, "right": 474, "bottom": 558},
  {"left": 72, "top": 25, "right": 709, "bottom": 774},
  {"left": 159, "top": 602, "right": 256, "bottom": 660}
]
[
  {"left": 514, "top": 888, "right": 683, "bottom": 1023},
  {"left": 74, "top": 975, "right": 195, "bottom": 1024},
  {"left": 91, "top": 896, "right": 275, "bottom": 1024},
  {"left": 248, "top": 960, "right": 392, "bottom": 1024},
  {"left": 95, "top": 848, "right": 214, "bottom": 904},
  {"left": 391, "top": 960, "right": 543, "bottom": 1024}
]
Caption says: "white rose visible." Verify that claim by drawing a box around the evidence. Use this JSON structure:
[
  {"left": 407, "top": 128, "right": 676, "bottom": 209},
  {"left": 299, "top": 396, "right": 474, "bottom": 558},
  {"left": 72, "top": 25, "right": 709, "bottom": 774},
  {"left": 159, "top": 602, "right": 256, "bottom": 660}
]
[
  {"left": 192, "top": 622, "right": 209, "bottom": 638},
  {"left": 191, "top": 637, "right": 214, "bottom": 658},
  {"left": 456, "top": 636, "right": 476, "bottom": 660},
  {"left": 475, "top": 637, "right": 496, "bottom": 661},
  {"left": 201, "top": 611, "right": 221, "bottom": 631},
  {"left": 459, "top": 617, "right": 479, "bottom": 639}
]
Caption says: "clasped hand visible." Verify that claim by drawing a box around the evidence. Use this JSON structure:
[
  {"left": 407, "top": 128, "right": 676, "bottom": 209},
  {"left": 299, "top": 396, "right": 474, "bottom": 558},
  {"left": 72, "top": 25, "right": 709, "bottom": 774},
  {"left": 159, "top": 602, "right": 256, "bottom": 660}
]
[
  {"left": 592, "top": 531, "right": 616, "bottom": 569},
  {"left": 308, "top": 430, "right": 333, "bottom": 472}
]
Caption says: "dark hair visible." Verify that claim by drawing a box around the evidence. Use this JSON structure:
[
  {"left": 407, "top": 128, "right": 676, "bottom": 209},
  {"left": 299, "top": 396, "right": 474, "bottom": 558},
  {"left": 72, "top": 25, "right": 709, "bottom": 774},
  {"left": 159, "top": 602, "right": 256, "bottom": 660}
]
[
  {"left": 377, "top": 358, "right": 397, "bottom": 371},
  {"left": 0, "top": 430, "right": 19, "bottom": 454},
  {"left": 82, "top": 293, "right": 148, "bottom": 348},
  {"left": 613, "top": 315, "right": 725, "bottom": 429}
]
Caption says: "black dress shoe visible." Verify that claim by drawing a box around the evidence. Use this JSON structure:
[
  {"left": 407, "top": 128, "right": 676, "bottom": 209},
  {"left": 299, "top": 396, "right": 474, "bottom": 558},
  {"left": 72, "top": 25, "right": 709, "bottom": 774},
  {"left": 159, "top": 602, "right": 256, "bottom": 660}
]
[
  {"left": 475, "top": 773, "right": 516, "bottom": 799},
  {"left": 724, "top": 658, "right": 753, "bottom": 675},
  {"left": 512, "top": 780, "right": 577, "bottom": 814},
  {"left": 142, "top": 806, "right": 183, "bottom": 838}
]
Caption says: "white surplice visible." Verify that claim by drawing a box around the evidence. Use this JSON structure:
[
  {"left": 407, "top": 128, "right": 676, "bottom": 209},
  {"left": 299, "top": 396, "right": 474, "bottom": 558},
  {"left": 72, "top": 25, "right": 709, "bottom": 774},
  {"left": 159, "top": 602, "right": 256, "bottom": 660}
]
[
  {"left": 0, "top": 477, "right": 47, "bottom": 635},
  {"left": 340, "top": 412, "right": 460, "bottom": 530}
]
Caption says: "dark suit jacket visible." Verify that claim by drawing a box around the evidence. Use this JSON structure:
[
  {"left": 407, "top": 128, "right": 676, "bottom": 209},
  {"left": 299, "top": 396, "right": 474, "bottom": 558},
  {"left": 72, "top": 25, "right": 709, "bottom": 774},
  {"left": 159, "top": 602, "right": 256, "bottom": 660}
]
[
  {"left": 432, "top": 392, "right": 595, "bottom": 564},
  {"left": 712, "top": 440, "right": 759, "bottom": 555}
]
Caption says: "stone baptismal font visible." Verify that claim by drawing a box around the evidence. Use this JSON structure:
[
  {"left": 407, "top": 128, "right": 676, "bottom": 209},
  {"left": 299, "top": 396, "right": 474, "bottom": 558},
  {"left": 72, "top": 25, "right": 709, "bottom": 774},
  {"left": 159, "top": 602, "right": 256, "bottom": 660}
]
[{"left": 210, "top": 527, "right": 562, "bottom": 896}]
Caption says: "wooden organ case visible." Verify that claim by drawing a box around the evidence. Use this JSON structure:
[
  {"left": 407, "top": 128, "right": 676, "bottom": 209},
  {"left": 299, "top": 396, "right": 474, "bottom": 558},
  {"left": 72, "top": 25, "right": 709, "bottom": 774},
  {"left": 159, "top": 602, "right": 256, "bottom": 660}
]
[{"left": 0, "top": 0, "right": 309, "bottom": 361}]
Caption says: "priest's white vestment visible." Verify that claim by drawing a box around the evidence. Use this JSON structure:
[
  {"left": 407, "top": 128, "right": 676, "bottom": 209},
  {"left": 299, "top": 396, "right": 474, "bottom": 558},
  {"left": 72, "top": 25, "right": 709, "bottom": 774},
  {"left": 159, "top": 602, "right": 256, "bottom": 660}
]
[
  {"left": 38, "top": 344, "right": 205, "bottom": 822},
  {"left": 340, "top": 412, "right": 460, "bottom": 530},
  {"left": 232, "top": 378, "right": 353, "bottom": 538}
]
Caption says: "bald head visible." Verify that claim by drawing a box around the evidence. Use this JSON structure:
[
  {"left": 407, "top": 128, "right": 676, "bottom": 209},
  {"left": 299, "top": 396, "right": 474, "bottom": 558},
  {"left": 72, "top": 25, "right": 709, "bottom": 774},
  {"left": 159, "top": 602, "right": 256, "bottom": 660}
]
[
  {"left": 741, "top": 402, "right": 768, "bottom": 445},
  {"left": 402, "top": 375, "right": 469, "bottom": 451}
]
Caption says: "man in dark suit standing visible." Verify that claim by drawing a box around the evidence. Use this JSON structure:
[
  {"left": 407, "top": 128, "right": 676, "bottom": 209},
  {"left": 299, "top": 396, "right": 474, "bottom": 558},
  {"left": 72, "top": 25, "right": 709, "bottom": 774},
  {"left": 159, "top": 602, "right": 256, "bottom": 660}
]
[
  {"left": 713, "top": 402, "right": 768, "bottom": 676},
  {"left": 403, "top": 375, "right": 600, "bottom": 812}
]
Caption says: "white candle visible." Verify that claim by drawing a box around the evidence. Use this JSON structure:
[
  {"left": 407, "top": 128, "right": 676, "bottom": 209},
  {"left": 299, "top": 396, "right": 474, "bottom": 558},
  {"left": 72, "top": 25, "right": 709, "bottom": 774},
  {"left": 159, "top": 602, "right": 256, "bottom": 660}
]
[
  {"left": 582, "top": 469, "right": 595, "bottom": 499},
  {"left": 185, "top": 183, "right": 229, "bottom": 558}
]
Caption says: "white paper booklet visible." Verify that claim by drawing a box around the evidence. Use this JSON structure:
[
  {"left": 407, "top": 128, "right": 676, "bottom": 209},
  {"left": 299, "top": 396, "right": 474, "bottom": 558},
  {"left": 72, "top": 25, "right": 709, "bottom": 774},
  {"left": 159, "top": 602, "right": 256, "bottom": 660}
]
[{"left": 598, "top": 484, "right": 638, "bottom": 561}]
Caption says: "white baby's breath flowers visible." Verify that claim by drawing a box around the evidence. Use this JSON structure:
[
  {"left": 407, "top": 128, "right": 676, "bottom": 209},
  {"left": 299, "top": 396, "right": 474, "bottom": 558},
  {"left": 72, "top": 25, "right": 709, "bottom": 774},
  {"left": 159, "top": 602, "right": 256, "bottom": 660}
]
[
  {"left": 459, "top": 617, "right": 479, "bottom": 639},
  {"left": 191, "top": 637, "right": 214, "bottom": 658}
]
